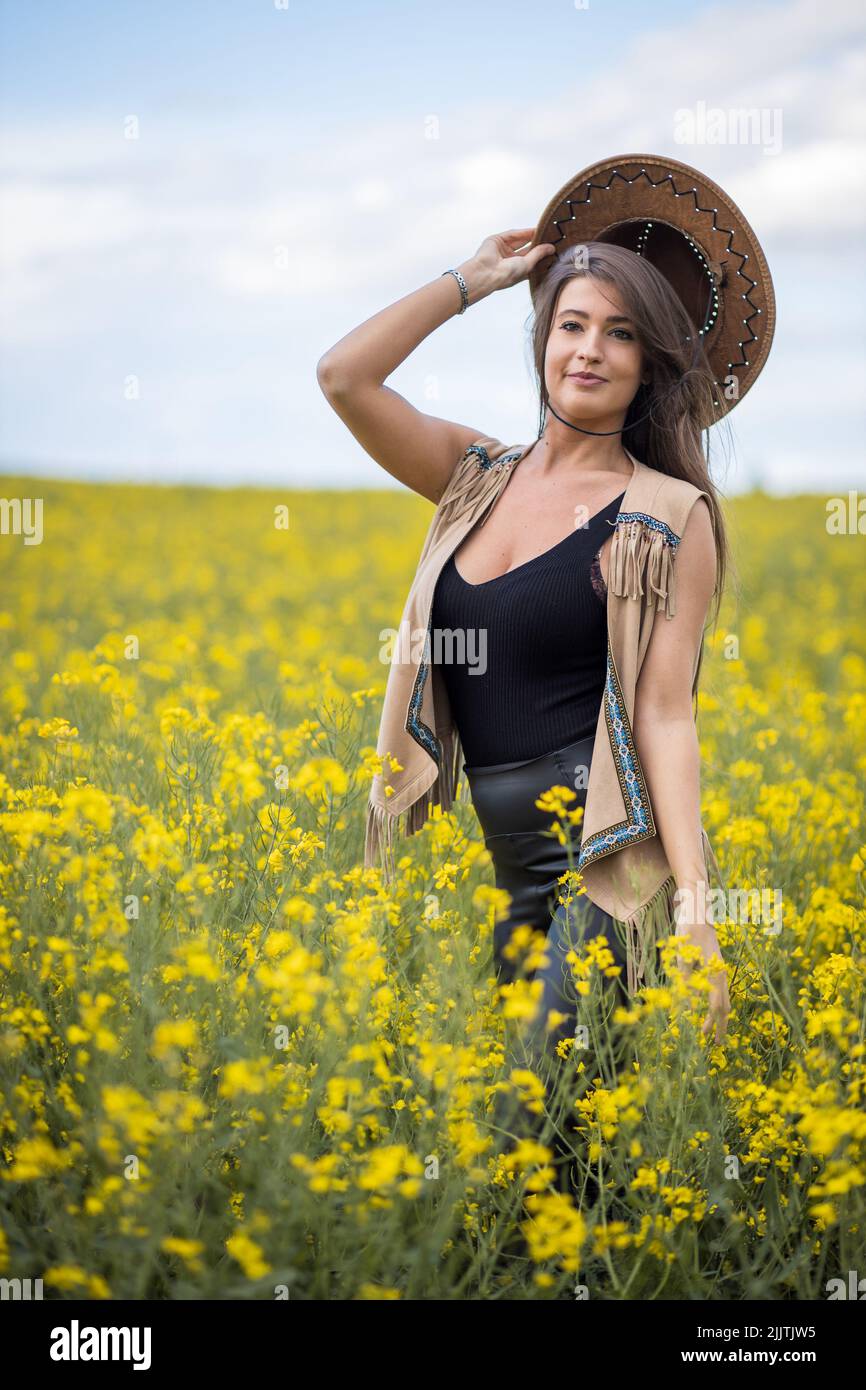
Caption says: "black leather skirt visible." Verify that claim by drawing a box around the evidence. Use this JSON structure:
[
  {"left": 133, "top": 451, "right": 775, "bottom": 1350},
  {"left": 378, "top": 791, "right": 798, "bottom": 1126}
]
[{"left": 463, "top": 734, "right": 630, "bottom": 1052}]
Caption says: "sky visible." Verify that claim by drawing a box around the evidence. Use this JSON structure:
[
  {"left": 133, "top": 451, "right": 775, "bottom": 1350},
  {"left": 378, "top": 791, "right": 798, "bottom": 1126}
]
[{"left": 1, "top": 0, "right": 864, "bottom": 494}]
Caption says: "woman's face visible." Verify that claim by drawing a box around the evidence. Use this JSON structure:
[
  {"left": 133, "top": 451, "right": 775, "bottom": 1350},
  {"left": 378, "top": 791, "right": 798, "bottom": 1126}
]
[{"left": 545, "top": 275, "right": 647, "bottom": 424}]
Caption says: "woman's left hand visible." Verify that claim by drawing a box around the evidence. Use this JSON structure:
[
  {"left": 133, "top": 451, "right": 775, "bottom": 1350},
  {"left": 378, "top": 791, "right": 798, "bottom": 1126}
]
[{"left": 674, "top": 919, "right": 731, "bottom": 1044}]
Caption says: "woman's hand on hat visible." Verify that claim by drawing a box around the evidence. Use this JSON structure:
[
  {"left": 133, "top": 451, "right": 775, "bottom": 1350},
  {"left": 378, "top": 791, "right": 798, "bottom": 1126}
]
[{"left": 457, "top": 228, "right": 556, "bottom": 303}]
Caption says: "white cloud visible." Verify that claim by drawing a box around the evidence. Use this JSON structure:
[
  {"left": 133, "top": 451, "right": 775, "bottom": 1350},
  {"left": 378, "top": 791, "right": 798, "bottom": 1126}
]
[
  {"left": 351, "top": 178, "right": 394, "bottom": 210},
  {"left": 0, "top": 0, "right": 864, "bottom": 487}
]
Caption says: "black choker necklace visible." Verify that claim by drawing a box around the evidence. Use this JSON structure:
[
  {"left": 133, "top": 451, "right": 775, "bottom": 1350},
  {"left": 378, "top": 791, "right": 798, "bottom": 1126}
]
[{"left": 545, "top": 398, "right": 626, "bottom": 437}]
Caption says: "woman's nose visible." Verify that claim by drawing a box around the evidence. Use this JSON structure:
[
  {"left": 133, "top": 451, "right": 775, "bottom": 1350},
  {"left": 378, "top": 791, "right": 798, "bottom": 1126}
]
[{"left": 577, "top": 328, "right": 604, "bottom": 357}]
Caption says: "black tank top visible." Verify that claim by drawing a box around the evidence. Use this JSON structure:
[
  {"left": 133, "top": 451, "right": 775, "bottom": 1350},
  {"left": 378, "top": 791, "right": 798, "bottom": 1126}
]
[{"left": 430, "top": 491, "right": 625, "bottom": 765}]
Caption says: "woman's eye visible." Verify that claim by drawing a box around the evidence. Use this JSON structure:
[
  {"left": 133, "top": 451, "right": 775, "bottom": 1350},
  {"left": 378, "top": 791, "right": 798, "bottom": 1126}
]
[{"left": 560, "top": 321, "right": 633, "bottom": 339}]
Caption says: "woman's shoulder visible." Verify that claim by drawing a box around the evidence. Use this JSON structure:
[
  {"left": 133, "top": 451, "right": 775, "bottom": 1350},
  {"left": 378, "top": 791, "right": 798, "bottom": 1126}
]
[{"left": 634, "top": 457, "right": 712, "bottom": 535}]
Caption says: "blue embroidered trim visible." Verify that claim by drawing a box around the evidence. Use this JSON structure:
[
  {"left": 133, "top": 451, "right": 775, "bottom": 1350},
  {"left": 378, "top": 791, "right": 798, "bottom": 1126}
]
[
  {"left": 615, "top": 511, "right": 681, "bottom": 551},
  {"left": 467, "top": 444, "right": 522, "bottom": 471},
  {"left": 405, "top": 611, "right": 441, "bottom": 764},
  {"left": 577, "top": 640, "right": 656, "bottom": 868},
  {"left": 466, "top": 444, "right": 493, "bottom": 470}
]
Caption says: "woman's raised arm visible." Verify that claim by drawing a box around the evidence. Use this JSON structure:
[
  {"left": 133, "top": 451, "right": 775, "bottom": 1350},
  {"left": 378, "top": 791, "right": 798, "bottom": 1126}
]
[{"left": 316, "top": 230, "right": 554, "bottom": 504}]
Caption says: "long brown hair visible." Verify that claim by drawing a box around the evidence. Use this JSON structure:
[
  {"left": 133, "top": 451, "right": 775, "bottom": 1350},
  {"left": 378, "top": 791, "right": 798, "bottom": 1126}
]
[{"left": 527, "top": 242, "right": 736, "bottom": 650}]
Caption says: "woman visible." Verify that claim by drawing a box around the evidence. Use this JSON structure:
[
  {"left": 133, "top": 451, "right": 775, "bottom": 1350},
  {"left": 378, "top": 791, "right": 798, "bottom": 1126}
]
[
  {"left": 318, "top": 227, "right": 732, "bottom": 1049},
  {"left": 318, "top": 152, "right": 777, "bottom": 1201}
]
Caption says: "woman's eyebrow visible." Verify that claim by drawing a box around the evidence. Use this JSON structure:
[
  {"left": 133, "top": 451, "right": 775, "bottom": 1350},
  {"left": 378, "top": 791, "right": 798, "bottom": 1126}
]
[{"left": 556, "top": 308, "right": 634, "bottom": 323}]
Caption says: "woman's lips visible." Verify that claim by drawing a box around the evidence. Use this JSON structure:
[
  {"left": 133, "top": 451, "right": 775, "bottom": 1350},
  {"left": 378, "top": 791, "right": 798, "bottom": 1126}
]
[{"left": 569, "top": 374, "right": 606, "bottom": 386}]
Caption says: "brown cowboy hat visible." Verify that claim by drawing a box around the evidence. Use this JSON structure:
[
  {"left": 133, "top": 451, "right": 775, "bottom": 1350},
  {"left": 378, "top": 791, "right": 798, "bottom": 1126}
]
[{"left": 528, "top": 153, "right": 776, "bottom": 427}]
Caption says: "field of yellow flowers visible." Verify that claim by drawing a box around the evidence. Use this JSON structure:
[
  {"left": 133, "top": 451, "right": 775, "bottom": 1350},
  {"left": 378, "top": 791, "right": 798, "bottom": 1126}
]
[{"left": 0, "top": 474, "right": 864, "bottom": 1300}]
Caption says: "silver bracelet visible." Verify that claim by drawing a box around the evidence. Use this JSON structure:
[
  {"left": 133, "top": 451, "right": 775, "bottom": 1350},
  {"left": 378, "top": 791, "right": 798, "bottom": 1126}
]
[{"left": 442, "top": 267, "right": 469, "bottom": 314}]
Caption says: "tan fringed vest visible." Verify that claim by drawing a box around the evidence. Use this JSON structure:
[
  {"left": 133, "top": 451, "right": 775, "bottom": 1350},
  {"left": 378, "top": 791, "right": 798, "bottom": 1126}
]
[{"left": 364, "top": 437, "right": 726, "bottom": 992}]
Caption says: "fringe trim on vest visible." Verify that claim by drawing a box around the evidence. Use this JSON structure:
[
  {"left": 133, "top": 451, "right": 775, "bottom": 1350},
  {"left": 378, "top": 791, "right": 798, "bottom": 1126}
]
[
  {"left": 436, "top": 450, "right": 518, "bottom": 530},
  {"left": 364, "top": 797, "right": 398, "bottom": 884},
  {"left": 608, "top": 516, "right": 678, "bottom": 619},
  {"left": 614, "top": 872, "right": 679, "bottom": 995},
  {"left": 612, "top": 827, "right": 728, "bottom": 994},
  {"left": 364, "top": 723, "right": 465, "bottom": 885}
]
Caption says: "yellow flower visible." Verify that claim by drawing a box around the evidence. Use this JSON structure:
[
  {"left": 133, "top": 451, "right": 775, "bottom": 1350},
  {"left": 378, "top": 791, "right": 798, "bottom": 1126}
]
[
  {"left": 3, "top": 1137, "right": 73, "bottom": 1181},
  {"left": 226, "top": 1231, "right": 271, "bottom": 1279},
  {"left": 631, "top": 1166, "right": 659, "bottom": 1191},
  {"left": 292, "top": 757, "right": 348, "bottom": 799},
  {"left": 534, "top": 785, "right": 577, "bottom": 819},
  {"left": 521, "top": 1190, "right": 587, "bottom": 1269},
  {"left": 218, "top": 1058, "right": 271, "bottom": 1099},
  {"left": 37, "top": 717, "right": 79, "bottom": 742},
  {"left": 161, "top": 1236, "right": 205, "bottom": 1272},
  {"left": 44, "top": 1265, "right": 88, "bottom": 1289},
  {"left": 152, "top": 1019, "right": 199, "bottom": 1059},
  {"left": 355, "top": 1143, "right": 424, "bottom": 1192}
]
